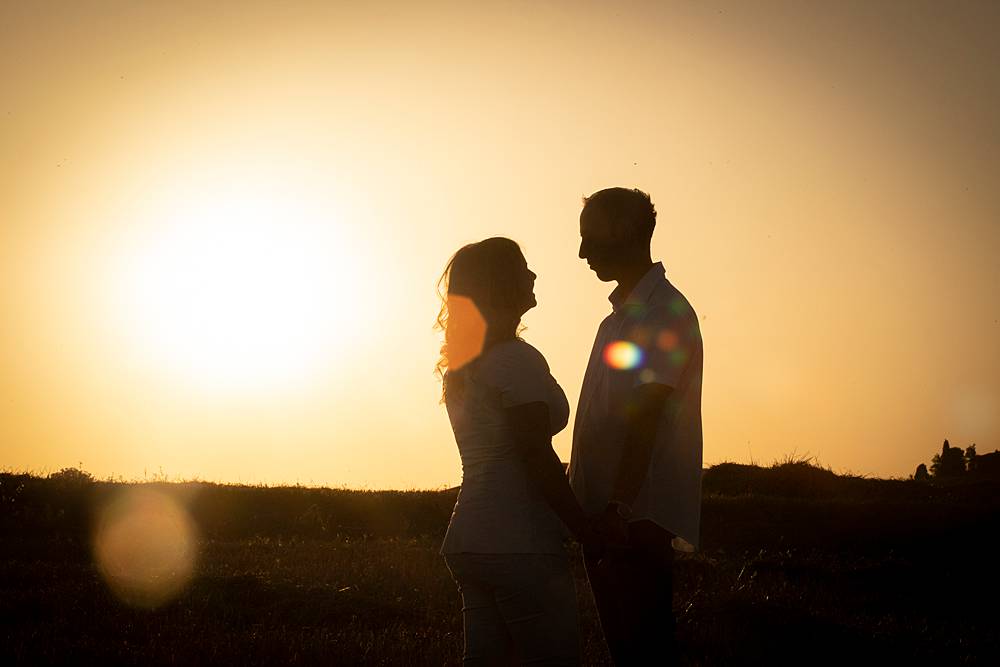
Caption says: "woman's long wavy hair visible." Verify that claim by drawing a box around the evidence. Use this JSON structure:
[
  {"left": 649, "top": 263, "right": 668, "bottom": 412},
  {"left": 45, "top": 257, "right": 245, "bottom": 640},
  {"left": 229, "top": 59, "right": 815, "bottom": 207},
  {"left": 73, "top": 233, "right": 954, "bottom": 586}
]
[{"left": 434, "top": 237, "right": 528, "bottom": 403}]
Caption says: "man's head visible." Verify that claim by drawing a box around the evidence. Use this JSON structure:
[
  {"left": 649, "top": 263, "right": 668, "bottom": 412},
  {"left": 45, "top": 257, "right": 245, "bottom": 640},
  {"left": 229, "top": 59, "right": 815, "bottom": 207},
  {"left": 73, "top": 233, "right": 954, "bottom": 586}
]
[{"left": 578, "top": 187, "right": 657, "bottom": 281}]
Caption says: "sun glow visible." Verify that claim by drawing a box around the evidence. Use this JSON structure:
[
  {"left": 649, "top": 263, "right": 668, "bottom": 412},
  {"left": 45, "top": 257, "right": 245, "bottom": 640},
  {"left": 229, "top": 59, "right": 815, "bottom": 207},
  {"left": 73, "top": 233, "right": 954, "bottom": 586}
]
[{"left": 109, "top": 180, "right": 364, "bottom": 394}]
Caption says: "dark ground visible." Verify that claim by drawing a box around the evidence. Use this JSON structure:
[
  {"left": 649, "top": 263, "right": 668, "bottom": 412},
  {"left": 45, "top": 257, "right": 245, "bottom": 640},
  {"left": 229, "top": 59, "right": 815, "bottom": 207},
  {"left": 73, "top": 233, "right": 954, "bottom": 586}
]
[{"left": 2, "top": 463, "right": 998, "bottom": 665}]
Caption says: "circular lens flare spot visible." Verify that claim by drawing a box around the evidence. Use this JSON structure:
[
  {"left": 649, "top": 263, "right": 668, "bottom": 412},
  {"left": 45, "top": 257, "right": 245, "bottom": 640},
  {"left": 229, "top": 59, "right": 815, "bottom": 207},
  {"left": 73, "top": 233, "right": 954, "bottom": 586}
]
[
  {"left": 603, "top": 341, "right": 643, "bottom": 370},
  {"left": 657, "top": 329, "right": 679, "bottom": 351},
  {"left": 92, "top": 488, "right": 198, "bottom": 608}
]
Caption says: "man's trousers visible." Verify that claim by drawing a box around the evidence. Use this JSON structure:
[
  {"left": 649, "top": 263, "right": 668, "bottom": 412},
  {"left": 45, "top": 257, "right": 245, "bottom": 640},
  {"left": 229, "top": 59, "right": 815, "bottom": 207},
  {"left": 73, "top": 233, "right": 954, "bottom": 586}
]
[{"left": 584, "top": 519, "right": 677, "bottom": 665}]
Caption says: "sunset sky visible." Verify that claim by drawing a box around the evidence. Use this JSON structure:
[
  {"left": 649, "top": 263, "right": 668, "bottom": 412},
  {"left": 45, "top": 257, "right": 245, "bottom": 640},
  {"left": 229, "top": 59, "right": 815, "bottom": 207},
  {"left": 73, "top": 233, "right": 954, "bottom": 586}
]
[{"left": 2, "top": 1, "right": 998, "bottom": 488}]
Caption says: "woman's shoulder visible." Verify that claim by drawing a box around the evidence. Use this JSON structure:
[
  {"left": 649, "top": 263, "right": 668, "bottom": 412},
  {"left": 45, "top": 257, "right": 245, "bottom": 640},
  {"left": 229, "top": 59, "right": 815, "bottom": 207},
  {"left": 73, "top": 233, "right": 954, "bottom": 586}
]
[
  {"left": 479, "top": 339, "right": 551, "bottom": 377},
  {"left": 491, "top": 339, "right": 549, "bottom": 366}
]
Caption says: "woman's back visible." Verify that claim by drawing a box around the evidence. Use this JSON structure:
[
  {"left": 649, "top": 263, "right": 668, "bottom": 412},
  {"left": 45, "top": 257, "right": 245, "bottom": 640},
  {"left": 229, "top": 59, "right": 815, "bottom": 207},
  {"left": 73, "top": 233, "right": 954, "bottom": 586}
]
[{"left": 441, "top": 339, "right": 570, "bottom": 555}]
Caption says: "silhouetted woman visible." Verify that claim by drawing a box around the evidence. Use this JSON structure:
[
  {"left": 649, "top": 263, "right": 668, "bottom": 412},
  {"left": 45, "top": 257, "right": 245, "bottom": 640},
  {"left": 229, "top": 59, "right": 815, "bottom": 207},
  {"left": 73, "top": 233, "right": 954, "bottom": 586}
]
[{"left": 436, "top": 237, "right": 594, "bottom": 666}]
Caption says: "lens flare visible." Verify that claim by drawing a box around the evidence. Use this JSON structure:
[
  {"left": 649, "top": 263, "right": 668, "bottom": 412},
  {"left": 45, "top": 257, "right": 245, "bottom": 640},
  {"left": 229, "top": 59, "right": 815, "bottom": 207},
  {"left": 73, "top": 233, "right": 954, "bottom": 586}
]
[
  {"left": 92, "top": 488, "right": 198, "bottom": 608},
  {"left": 603, "top": 340, "right": 643, "bottom": 370},
  {"left": 657, "top": 329, "right": 679, "bottom": 351},
  {"left": 631, "top": 325, "right": 653, "bottom": 347},
  {"left": 445, "top": 294, "right": 487, "bottom": 371}
]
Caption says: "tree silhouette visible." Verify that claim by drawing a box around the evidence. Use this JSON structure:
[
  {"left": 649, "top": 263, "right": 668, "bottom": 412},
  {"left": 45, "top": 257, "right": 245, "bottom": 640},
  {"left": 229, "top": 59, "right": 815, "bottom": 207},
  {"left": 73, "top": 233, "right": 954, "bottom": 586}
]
[
  {"left": 913, "top": 463, "right": 930, "bottom": 482},
  {"left": 930, "top": 439, "right": 966, "bottom": 478},
  {"left": 965, "top": 444, "right": 977, "bottom": 472}
]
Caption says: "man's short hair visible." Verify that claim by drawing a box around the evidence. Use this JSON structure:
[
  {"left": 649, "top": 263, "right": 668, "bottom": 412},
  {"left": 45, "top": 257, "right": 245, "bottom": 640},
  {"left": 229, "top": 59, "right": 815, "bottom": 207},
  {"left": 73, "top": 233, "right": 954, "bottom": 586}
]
[{"left": 582, "top": 187, "right": 657, "bottom": 242}]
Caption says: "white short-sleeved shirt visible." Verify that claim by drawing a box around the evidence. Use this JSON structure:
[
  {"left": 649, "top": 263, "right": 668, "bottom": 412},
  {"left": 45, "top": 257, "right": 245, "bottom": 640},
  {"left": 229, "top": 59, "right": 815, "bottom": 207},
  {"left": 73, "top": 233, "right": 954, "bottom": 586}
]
[
  {"left": 568, "top": 263, "right": 704, "bottom": 551},
  {"left": 441, "top": 339, "right": 571, "bottom": 555}
]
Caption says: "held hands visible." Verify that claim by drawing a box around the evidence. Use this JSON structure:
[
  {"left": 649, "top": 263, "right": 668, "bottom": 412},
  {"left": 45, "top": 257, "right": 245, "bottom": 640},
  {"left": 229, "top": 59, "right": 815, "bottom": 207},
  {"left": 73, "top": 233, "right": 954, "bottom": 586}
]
[
  {"left": 575, "top": 516, "right": 604, "bottom": 558},
  {"left": 593, "top": 505, "right": 630, "bottom": 548},
  {"left": 576, "top": 505, "right": 630, "bottom": 561}
]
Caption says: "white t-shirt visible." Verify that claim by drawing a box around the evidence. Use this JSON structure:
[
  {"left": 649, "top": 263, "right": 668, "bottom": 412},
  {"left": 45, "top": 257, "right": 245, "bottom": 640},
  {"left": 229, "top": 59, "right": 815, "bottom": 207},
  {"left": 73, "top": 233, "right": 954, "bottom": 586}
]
[
  {"left": 441, "top": 339, "right": 571, "bottom": 554},
  {"left": 568, "top": 263, "right": 704, "bottom": 551}
]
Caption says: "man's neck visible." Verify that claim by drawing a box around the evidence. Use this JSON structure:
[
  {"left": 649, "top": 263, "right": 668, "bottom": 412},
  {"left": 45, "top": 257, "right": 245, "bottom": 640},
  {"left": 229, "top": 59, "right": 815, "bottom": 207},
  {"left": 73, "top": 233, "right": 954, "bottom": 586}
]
[{"left": 614, "top": 260, "right": 655, "bottom": 301}]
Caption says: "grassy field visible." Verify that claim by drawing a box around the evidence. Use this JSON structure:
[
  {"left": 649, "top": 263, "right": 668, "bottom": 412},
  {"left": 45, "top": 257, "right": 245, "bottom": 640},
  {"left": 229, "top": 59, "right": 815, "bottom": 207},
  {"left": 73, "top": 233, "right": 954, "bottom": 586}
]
[{"left": 2, "top": 463, "right": 998, "bottom": 665}]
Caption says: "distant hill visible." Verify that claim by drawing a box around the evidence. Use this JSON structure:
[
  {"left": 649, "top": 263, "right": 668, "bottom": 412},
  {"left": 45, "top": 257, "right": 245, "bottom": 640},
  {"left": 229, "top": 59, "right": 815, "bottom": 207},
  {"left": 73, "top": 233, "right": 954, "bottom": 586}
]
[
  {"left": 700, "top": 460, "right": 994, "bottom": 502},
  {"left": 3, "top": 461, "right": 997, "bottom": 546}
]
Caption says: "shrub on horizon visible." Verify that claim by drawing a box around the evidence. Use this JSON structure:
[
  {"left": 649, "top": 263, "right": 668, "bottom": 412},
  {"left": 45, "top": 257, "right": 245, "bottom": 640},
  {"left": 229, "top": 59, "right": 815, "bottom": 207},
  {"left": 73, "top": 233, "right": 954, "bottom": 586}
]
[
  {"left": 47, "top": 467, "right": 94, "bottom": 484},
  {"left": 931, "top": 440, "right": 967, "bottom": 478}
]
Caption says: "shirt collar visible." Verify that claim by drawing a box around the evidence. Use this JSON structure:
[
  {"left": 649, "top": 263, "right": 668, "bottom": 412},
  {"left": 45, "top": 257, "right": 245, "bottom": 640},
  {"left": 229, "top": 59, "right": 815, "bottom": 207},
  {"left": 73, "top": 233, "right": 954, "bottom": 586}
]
[{"left": 608, "top": 262, "right": 665, "bottom": 312}]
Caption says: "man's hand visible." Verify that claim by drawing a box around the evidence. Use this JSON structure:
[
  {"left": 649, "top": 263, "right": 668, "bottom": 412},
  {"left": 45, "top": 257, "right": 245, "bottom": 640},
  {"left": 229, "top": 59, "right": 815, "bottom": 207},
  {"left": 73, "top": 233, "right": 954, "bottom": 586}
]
[
  {"left": 592, "top": 506, "right": 629, "bottom": 550},
  {"left": 576, "top": 514, "right": 607, "bottom": 560}
]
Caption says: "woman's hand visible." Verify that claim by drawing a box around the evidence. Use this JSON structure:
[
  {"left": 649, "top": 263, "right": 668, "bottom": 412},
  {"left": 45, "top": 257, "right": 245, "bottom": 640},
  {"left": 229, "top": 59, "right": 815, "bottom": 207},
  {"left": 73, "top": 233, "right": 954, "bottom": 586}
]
[
  {"left": 592, "top": 506, "right": 629, "bottom": 549},
  {"left": 576, "top": 513, "right": 608, "bottom": 560}
]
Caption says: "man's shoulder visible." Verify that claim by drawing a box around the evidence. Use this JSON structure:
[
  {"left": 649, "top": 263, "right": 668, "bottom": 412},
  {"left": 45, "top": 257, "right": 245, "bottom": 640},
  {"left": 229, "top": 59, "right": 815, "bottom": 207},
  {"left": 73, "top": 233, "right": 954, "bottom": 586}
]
[
  {"left": 629, "top": 284, "right": 703, "bottom": 356},
  {"left": 647, "top": 281, "right": 698, "bottom": 323}
]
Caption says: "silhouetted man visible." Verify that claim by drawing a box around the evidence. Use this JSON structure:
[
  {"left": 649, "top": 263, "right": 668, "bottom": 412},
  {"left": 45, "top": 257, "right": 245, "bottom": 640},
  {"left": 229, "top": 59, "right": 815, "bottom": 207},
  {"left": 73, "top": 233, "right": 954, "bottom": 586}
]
[{"left": 568, "top": 187, "right": 703, "bottom": 665}]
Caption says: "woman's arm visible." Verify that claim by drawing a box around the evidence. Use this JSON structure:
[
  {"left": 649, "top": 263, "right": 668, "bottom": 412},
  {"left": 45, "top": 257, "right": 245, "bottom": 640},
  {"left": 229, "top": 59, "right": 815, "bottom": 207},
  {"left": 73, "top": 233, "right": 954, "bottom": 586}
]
[{"left": 505, "top": 401, "right": 591, "bottom": 541}]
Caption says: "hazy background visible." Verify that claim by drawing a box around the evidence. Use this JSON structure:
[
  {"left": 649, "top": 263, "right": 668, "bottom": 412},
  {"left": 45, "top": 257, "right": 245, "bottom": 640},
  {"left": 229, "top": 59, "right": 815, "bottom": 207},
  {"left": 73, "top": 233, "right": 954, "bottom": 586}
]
[{"left": 2, "top": 0, "right": 998, "bottom": 488}]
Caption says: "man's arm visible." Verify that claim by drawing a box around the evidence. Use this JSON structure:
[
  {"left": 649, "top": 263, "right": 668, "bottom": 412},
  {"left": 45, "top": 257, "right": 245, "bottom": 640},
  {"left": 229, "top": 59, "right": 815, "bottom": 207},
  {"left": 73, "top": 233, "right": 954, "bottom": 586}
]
[
  {"left": 591, "top": 382, "right": 672, "bottom": 547},
  {"left": 610, "top": 382, "right": 672, "bottom": 508}
]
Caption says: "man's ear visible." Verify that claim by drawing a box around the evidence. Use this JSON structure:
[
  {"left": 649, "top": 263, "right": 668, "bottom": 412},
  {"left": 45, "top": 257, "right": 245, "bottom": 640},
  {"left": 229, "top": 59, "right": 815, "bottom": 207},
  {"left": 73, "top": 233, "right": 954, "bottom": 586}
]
[
  {"left": 609, "top": 219, "right": 632, "bottom": 243},
  {"left": 613, "top": 220, "right": 647, "bottom": 251}
]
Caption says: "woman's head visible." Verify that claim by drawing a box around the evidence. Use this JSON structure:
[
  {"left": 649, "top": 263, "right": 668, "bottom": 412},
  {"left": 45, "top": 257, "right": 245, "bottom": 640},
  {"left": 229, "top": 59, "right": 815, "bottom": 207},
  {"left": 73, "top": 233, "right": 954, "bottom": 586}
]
[
  {"left": 435, "top": 238, "right": 536, "bottom": 397},
  {"left": 446, "top": 237, "right": 536, "bottom": 319}
]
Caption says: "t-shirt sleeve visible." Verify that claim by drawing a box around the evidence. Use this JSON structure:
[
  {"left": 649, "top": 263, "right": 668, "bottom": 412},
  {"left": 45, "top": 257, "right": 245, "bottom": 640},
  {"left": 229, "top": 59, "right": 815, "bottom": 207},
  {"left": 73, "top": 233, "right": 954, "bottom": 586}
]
[
  {"left": 484, "top": 343, "right": 559, "bottom": 408},
  {"left": 626, "top": 304, "right": 701, "bottom": 390}
]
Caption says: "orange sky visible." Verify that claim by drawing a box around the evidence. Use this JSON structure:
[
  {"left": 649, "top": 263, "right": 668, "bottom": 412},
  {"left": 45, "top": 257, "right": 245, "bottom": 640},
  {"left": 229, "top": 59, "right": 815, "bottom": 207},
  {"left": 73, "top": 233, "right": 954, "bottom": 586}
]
[{"left": 2, "top": 1, "right": 998, "bottom": 488}]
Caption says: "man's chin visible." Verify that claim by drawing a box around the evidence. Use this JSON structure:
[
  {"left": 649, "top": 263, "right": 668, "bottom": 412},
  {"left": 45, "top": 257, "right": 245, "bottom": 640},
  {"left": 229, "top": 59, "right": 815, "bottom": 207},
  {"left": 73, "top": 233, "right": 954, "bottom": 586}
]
[{"left": 590, "top": 266, "right": 615, "bottom": 281}]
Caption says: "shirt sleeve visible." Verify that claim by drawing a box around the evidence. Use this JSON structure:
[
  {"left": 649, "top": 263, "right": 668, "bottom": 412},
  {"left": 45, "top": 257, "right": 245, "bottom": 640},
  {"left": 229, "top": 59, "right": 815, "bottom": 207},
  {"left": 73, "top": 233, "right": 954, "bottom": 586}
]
[
  {"left": 480, "top": 343, "right": 570, "bottom": 433},
  {"left": 625, "top": 303, "right": 702, "bottom": 390}
]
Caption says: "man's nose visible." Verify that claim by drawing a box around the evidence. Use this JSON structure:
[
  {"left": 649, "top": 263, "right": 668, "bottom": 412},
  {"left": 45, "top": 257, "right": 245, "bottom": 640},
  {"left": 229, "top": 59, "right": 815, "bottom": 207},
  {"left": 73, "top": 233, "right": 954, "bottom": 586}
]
[{"left": 578, "top": 239, "right": 587, "bottom": 259}]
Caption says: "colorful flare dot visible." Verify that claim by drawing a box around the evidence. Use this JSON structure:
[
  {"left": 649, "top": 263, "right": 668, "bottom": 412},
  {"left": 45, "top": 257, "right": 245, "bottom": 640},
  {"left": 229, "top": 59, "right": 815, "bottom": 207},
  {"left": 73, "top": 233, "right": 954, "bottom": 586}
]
[
  {"left": 604, "top": 341, "right": 643, "bottom": 370},
  {"left": 657, "top": 329, "right": 679, "bottom": 351},
  {"left": 631, "top": 325, "right": 653, "bottom": 347}
]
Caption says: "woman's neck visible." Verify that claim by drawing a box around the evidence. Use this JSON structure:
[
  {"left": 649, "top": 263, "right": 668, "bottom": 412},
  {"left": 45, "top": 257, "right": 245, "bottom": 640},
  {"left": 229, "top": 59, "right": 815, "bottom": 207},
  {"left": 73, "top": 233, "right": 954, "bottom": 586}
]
[{"left": 485, "top": 320, "right": 519, "bottom": 347}]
